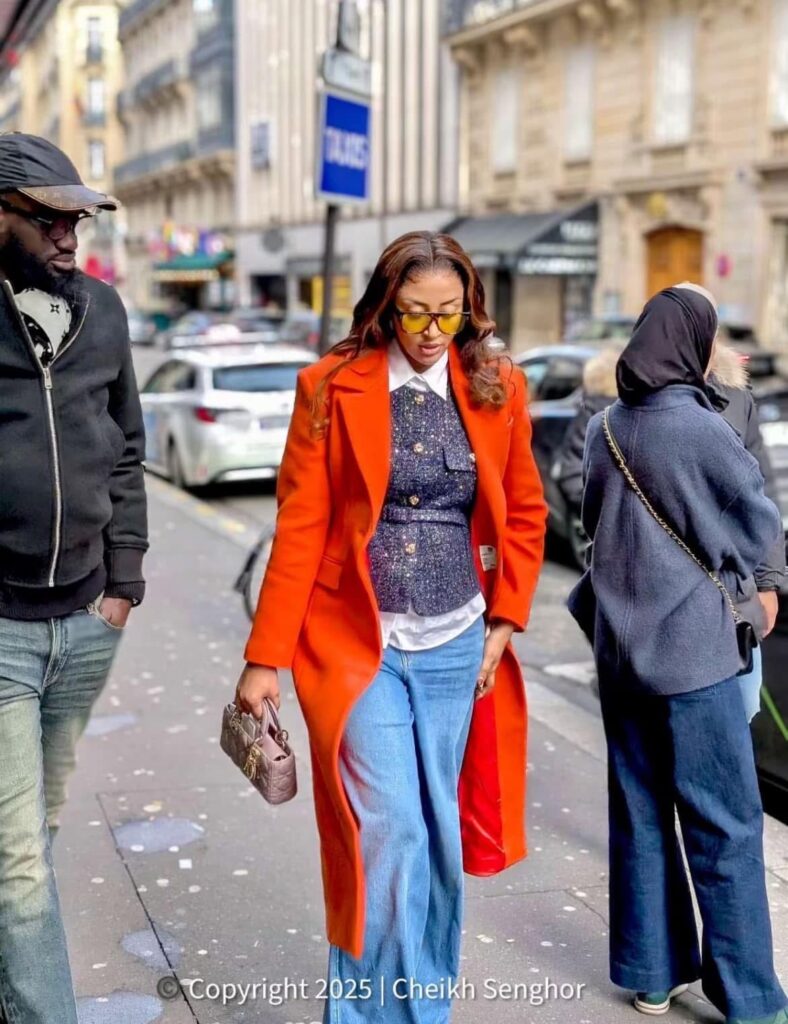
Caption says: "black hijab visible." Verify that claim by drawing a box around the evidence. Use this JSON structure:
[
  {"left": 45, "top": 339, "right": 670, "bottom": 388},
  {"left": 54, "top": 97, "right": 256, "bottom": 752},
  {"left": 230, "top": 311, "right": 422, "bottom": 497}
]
[{"left": 616, "top": 287, "right": 718, "bottom": 404}]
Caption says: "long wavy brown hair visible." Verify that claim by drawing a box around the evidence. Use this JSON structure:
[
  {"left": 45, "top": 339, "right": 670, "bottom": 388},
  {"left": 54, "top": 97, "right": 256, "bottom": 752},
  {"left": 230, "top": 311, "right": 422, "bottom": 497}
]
[{"left": 312, "top": 231, "right": 510, "bottom": 431}]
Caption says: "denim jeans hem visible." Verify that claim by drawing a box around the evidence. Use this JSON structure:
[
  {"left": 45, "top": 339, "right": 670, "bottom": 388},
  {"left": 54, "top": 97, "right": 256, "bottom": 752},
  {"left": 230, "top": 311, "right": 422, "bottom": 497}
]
[
  {"left": 714, "top": 993, "right": 788, "bottom": 1022},
  {"left": 611, "top": 961, "right": 701, "bottom": 992}
]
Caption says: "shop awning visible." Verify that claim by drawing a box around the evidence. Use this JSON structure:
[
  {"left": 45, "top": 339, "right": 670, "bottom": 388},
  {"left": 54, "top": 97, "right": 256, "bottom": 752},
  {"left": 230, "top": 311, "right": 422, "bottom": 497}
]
[
  {"left": 153, "top": 251, "right": 234, "bottom": 284},
  {"left": 444, "top": 201, "right": 599, "bottom": 275}
]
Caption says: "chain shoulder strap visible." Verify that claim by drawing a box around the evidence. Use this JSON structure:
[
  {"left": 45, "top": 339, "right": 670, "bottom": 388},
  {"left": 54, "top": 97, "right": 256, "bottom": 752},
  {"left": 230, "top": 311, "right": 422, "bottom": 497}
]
[{"left": 602, "top": 406, "right": 741, "bottom": 624}]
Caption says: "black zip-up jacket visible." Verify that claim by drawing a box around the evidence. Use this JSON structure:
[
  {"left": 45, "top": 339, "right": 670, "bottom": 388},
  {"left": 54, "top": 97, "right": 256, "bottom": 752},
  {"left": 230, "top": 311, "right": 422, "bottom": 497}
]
[{"left": 0, "top": 272, "right": 148, "bottom": 616}]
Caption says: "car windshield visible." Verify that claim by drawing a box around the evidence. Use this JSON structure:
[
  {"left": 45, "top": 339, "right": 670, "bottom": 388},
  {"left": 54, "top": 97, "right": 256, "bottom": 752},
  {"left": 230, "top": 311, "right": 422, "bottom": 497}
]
[
  {"left": 232, "top": 309, "right": 285, "bottom": 332},
  {"left": 212, "top": 363, "right": 308, "bottom": 392},
  {"left": 565, "top": 318, "right": 634, "bottom": 342}
]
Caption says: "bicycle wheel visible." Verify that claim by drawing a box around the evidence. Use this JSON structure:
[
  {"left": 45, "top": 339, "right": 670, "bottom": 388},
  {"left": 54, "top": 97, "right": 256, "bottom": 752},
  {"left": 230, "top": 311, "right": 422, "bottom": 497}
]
[{"left": 235, "top": 524, "right": 277, "bottom": 622}]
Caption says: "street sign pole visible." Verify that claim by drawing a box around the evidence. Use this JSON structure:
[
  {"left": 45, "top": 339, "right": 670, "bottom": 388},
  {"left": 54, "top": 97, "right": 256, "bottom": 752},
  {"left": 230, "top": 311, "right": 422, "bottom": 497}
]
[
  {"left": 316, "top": 0, "right": 371, "bottom": 355},
  {"left": 318, "top": 202, "right": 339, "bottom": 355}
]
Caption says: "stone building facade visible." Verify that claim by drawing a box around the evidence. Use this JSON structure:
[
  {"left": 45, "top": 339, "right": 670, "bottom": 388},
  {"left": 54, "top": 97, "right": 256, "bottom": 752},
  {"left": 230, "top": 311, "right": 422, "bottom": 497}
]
[
  {"left": 114, "top": 0, "right": 235, "bottom": 312},
  {"left": 233, "top": 0, "right": 461, "bottom": 318},
  {"left": 0, "top": 0, "right": 125, "bottom": 282},
  {"left": 447, "top": 0, "right": 788, "bottom": 353}
]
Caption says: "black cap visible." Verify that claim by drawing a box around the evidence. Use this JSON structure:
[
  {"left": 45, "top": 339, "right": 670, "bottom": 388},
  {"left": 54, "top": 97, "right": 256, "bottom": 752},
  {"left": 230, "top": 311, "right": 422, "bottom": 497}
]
[{"left": 0, "top": 132, "right": 118, "bottom": 212}]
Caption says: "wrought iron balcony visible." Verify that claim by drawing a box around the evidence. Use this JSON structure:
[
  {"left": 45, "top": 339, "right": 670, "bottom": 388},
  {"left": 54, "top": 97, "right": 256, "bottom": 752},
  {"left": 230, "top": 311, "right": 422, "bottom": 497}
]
[
  {"left": 114, "top": 140, "right": 195, "bottom": 185},
  {"left": 445, "top": 0, "right": 541, "bottom": 34}
]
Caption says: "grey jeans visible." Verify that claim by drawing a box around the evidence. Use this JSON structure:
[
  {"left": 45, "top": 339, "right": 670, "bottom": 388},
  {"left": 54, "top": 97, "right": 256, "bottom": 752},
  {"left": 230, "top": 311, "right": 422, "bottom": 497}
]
[{"left": 0, "top": 606, "right": 122, "bottom": 1023}]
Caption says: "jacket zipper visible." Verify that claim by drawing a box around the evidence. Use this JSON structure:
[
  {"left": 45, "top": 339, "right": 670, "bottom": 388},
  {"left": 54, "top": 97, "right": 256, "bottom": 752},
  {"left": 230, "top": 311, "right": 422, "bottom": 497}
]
[
  {"left": 1, "top": 281, "right": 90, "bottom": 586},
  {"left": 41, "top": 362, "right": 62, "bottom": 586}
]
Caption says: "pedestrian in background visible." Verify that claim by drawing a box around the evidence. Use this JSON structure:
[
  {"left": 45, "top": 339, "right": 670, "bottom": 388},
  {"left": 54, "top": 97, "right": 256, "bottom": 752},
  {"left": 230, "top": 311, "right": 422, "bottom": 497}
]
[
  {"left": 0, "top": 133, "right": 148, "bottom": 1024},
  {"left": 234, "top": 231, "right": 547, "bottom": 1023},
  {"left": 557, "top": 289, "right": 785, "bottom": 714},
  {"left": 553, "top": 345, "right": 621, "bottom": 554},
  {"left": 569, "top": 286, "right": 787, "bottom": 1023},
  {"left": 677, "top": 282, "right": 785, "bottom": 721}
]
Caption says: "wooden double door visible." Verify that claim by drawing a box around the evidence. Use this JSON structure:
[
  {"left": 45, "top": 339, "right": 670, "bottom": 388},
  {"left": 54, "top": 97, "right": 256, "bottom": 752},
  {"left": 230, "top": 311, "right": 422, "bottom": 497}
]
[{"left": 646, "top": 227, "right": 704, "bottom": 298}]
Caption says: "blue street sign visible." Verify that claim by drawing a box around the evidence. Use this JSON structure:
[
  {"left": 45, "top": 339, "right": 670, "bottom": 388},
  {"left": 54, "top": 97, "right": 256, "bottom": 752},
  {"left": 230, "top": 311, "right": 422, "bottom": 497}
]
[{"left": 316, "top": 89, "right": 371, "bottom": 205}]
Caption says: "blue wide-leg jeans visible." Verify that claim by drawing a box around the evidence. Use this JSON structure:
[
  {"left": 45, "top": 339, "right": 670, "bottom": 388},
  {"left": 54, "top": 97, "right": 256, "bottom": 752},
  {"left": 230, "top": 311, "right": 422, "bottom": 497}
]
[
  {"left": 599, "top": 673, "right": 787, "bottom": 1021},
  {"left": 0, "top": 607, "right": 122, "bottom": 1024},
  {"left": 322, "top": 617, "right": 485, "bottom": 1024}
]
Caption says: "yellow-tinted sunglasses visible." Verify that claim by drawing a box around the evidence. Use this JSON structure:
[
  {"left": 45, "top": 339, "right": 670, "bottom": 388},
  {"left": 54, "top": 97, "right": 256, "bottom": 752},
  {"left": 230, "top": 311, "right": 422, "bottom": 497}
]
[{"left": 395, "top": 309, "right": 470, "bottom": 336}]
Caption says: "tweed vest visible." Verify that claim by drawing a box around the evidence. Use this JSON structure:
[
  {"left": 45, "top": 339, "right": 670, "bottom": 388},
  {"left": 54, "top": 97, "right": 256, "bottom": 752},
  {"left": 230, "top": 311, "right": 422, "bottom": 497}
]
[{"left": 367, "top": 382, "right": 480, "bottom": 615}]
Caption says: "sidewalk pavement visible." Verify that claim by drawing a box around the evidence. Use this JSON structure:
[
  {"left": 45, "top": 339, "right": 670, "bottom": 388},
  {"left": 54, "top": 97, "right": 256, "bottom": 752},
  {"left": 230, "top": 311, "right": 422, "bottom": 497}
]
[{"left": 55, "top": 479, "right": 788, "bottom": 1024}]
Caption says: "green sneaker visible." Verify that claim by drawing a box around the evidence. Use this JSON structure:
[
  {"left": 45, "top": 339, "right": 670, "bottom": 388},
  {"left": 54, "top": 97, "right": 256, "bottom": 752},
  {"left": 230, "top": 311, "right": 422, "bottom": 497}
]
[
  {"left": 634, "top": 984, "right": 690, "bottom": 1016},
  {"left": 726, "top": 1010, "right": 788, "bottom": 1024}
]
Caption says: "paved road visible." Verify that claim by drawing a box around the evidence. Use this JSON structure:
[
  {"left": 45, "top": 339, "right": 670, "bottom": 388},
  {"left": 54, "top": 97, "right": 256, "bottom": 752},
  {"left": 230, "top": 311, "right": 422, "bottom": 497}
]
[{"left": 56, "top": 475, "right": 788, "bottom": 1024}]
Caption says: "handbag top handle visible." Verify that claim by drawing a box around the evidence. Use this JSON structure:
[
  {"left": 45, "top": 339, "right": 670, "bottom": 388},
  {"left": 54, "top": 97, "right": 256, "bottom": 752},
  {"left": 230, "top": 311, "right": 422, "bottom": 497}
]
[{"left": 602, "top": 405, "right": 742, "bottom": 625}]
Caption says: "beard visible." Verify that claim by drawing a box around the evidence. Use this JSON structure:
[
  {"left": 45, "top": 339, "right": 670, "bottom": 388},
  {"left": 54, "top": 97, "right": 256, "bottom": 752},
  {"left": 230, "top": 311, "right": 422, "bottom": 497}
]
[{"left": 0, "top": 232, "right": 83, "bottom": 302}]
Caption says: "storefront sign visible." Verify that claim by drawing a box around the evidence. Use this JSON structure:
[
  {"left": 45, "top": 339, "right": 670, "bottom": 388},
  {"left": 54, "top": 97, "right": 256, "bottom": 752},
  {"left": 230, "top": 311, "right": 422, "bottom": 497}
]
[
  {"left": 315, "top": 89, "right": 372, "bottom": 204},
  {"left": 517, "top": 203, "right": 599, "bottom": 276},
  {"left": 518, "top": 256, "right": 598, "bottom": 275}
]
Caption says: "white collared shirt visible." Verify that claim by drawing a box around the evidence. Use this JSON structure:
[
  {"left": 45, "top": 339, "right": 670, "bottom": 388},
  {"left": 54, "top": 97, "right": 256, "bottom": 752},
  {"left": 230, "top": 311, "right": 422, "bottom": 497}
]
[
  {"left": 379, "top": 341, "right": 486, "bottom": 651},
  {"left": 387, "top": 336, "right": 449, "bottom": 399}
]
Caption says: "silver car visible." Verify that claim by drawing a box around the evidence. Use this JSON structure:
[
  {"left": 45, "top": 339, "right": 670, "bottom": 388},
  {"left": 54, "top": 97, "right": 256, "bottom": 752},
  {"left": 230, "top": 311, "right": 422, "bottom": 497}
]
[{"left": 140, "top": 344, "right": 317, "bottom": 488}]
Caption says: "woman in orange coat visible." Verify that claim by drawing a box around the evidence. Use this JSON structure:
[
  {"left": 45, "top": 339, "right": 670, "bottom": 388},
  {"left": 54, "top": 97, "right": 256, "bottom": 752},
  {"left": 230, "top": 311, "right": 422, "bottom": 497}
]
[{"left": 235, "top": 231, "right": 547, "bottom": 1022}]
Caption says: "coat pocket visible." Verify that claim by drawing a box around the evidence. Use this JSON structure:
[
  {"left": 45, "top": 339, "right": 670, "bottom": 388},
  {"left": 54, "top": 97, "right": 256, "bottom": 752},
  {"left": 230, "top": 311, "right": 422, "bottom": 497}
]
[{"left": 315, "top": 554, "right": 344, "bottom": 590}]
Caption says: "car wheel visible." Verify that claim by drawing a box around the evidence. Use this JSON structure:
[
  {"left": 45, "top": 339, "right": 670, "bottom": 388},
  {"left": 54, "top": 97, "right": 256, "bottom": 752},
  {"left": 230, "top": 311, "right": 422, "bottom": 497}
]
[{"left": 167, "top": 441, "right": 188, "bottom": 490}]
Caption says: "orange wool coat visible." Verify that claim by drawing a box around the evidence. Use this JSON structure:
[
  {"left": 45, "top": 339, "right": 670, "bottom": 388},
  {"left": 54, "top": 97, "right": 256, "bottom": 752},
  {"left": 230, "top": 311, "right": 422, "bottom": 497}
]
[{"left": 244, "top": 341, "right": 547, "bottom": 959}]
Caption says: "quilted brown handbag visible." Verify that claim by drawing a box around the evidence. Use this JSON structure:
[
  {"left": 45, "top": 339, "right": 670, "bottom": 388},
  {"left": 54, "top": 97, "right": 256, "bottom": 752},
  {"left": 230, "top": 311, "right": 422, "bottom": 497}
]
[{"left": 220, "top": 698, "right": 297, "bottom": 804}]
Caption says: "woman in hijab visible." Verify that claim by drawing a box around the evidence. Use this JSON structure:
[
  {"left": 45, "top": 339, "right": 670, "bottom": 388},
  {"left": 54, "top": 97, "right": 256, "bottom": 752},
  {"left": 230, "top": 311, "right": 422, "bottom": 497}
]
[{"left": 568, "top": 287, "right": 787, "bottom": 1024}]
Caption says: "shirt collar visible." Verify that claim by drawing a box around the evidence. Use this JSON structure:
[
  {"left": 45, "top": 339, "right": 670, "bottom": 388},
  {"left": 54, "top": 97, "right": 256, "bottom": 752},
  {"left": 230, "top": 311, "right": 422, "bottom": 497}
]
[{"left": 387, "top": 339, "right": 449, "bottom": 400}]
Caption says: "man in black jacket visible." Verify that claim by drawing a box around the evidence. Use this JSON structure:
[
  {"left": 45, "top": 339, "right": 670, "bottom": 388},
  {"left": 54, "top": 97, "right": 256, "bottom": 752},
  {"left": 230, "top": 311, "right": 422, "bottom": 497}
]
[{"left": 0, "top": 133, "right": 148, "bottom": 1023}]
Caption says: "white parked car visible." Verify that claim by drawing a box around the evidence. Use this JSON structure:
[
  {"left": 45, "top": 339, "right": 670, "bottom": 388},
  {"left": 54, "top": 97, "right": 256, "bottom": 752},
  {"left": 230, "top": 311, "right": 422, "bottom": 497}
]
[{"left": 140, "top": 345, "right": 317, "bottom": 488}]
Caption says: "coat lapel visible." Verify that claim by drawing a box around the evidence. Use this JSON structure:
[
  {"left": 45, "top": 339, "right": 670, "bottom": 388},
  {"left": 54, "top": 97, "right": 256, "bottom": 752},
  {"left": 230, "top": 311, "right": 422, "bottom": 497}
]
[
  {"left": 333, "top": 347, "right": 391, "bottom": 529},
  {"left": 448, "top": 343, "right": 505, "bottom": 531}
]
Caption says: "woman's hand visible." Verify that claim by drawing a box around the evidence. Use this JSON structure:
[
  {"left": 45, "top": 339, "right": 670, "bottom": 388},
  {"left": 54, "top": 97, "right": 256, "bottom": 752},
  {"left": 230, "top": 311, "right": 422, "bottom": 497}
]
[
  {"left": 475, "top": 620, "right": 515, "bottom": 699},
  {"left": 235, "top": 663, "right": 280, "bottom": 719}
]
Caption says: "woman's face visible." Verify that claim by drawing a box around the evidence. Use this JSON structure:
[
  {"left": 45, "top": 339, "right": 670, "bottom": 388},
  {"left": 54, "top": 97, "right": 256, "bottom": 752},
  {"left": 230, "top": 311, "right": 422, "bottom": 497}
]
[{"left": 393, "top": 269, "right": 465, "bottom": 372}]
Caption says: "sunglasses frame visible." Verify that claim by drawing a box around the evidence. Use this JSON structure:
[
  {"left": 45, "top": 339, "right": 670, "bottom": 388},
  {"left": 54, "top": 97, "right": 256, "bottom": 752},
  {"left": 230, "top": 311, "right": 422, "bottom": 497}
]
[
  {"left": 394, "top": 308, "right": 471, "bottom": 336},
  {"left": 0, "top": 198, "right": 93, "bottom": 241}
]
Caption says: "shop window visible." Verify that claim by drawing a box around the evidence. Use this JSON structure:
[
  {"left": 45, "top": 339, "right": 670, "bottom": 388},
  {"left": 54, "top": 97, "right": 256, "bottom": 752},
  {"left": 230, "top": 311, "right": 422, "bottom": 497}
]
[
  {"left": 564, "top": 43, "right": 594, "bottom": 161},
  {"left": 653, "top": 14, "right": 694, "bottom": 145},
  {"left": 772, "top": 0, "right": 788, "bottom": 125},
  {"left": 490, "top": 65, "right": 518, "bottom": 175}
]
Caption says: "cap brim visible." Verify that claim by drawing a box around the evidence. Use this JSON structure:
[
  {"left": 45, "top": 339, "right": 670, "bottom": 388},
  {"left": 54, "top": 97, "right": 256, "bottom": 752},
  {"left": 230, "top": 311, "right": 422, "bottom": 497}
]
[{"left": 17, "top": 185, "right": 119, "bottom": 212}]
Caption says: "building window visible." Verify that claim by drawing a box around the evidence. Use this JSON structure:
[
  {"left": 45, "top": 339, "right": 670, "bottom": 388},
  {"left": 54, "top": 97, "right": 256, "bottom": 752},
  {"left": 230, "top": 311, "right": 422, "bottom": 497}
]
[
  {"left": 86, "top": 16, "right": 103, "bottom": 62},
  {"left": 772, "top": 0, "right": 788, "bottom": 125},
  {"left": 88, "top": 140, "right": 105, "bottom": 180},
  {"left": 196, "top": 64, "right": 222, "bottom": 132},
  {"left": 653, "top": 14, "right": 695, "bottom": 145},
  {"left": 251, "top": 120, "right": 272, "bottom": 169},
  {"left": 564, "top": 43, "right": 594, "bottom": 161},
  {"left": 87, "top": 77, "right": 105, "bottom": 115},
  {"left": 193, "top": 0, "right": 220, "bottom": 35},
  {"left": 490, "top": 65, "right": 518, "bottom": 175}
]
